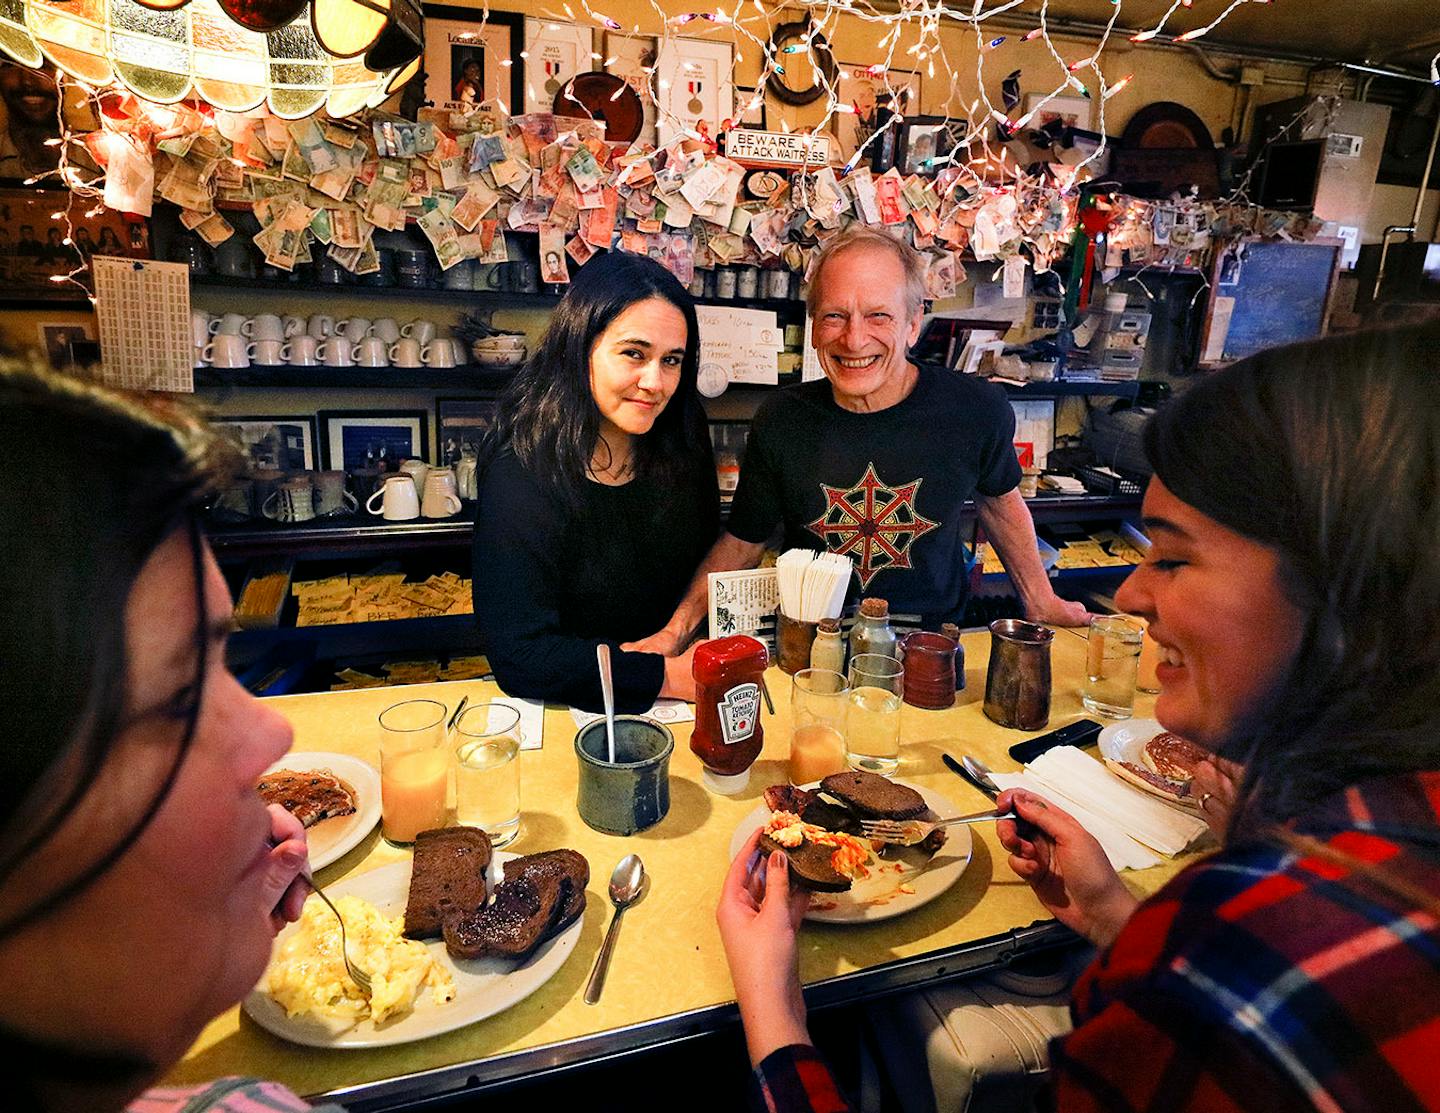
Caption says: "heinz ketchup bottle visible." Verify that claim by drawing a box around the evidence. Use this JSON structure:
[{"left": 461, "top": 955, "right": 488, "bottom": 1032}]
[{"left": 690, "top": 635, "right": 767, "bottom": 794}]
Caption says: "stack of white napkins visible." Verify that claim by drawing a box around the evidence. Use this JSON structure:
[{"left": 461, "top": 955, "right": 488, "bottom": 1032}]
[{"left": 988, "top": 746, "right": 1211, "bottom": 872}]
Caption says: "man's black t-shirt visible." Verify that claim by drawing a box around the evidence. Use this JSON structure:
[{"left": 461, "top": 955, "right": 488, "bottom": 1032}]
[{"left": 727, "top": 362, "right": 1020, "bottom": 626}]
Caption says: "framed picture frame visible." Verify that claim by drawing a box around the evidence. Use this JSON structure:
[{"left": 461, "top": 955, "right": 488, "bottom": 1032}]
[
  {"left": 603, "top": 31, "right": 658, "bottom": 146},
  {"left": 654, "top": 36, "right": 734, "bottom": 147},
  {"left": 835, "top": 63, "right": 920, "bottom": 168},
  {"left": 1022, "top": 92, "right": 1094, "bottom": 132},
  {"left": 896, "top": 115, "right": 967, "bottom": 176},
  {"left": 0, "top": 188, "right": 149, "bottom": 304},
  {"left": 422, "top": 5, "right": 524, "bottom": 115},
  {"left": 211, "top": 415, "right": 319, "bottom": 473},
  {"left": 35, "top": 320, "right": 94, "bottom": 369},
  {"left": 523, "top": 18, "right": 594, "bottom": 114},
  {"left": 317, "top": 410, "right": 430, "bottom": 472},
  {"left": 734, "top": 86, "right": 766, "bottom": 129},
  {"left": 436, "top": 396, "right": 499, "bottom": 465}
]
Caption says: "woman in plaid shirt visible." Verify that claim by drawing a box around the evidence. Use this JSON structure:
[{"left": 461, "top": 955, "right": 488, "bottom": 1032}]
[{"left": 719, "top": 322, "right": 1440, "bottom": 1113}]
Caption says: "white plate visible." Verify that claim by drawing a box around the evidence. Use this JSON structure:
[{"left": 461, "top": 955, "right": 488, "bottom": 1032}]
[
  {"left": 244, "top": 855, "right": 584, "bottom": 1048},
  {"left": 728, "top": 781, "right": 972, "bottom": 924},
  {"left": 261, "top": 752, "right": 381, "bottom": 872},
  {"left": 1097, "top": 720, "right": 1201, "bottom": 809}
]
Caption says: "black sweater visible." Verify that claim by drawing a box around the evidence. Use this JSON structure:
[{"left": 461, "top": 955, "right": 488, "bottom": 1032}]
[{"left": 471, "top": 448, "right": 719, "bottom": 712}]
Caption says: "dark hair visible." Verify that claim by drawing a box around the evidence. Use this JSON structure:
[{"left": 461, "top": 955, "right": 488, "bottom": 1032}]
[
  {"left": 1143, "top": 322, "right": 1440, "bottom": 836},
  {"left": 0, "top": 363, "right": 234, "bottom": 937},
  {"left": 485, "top": 250, "right": 711, "bottom": 505}
]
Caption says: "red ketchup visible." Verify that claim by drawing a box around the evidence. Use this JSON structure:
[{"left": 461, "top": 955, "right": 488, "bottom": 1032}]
[{"left": 691, "top": 635, "right": 767, "bottom": 794}]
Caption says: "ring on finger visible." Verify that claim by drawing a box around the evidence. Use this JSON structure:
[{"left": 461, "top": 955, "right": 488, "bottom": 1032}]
[{"left": 1199, "top": 792, "right": 1214, "bottom": 810}]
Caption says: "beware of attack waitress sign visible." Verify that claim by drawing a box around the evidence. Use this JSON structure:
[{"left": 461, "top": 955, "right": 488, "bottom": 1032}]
[{"left": 723, "top": 129, "right": 832, "bottom": 167}]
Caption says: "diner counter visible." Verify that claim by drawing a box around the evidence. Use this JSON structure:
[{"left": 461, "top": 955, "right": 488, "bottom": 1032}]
[{"left": 169, "top": 626, "right": 1184, "bottom": 1108}]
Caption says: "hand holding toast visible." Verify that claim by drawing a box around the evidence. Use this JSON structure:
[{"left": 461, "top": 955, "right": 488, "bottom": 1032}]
[
  {"left": 717, "top": 828, "right": 813, "bottom": 1068},
  {"left": 996, "top": 789, "right": 1139, "bottom": 948}
]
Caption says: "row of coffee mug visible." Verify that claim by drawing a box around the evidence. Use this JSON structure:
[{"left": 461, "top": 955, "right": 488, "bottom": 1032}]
[
  {"left": 212, "top": 458, "right": 479, "bottom": 525},
  {"left": 192, "top": 311, "right": 466, "bottom": 370}
]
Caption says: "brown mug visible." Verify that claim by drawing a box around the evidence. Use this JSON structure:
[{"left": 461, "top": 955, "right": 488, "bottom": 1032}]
[
  {"left": 775, "top": 609, "right": 819, "bottom": 675},
  {"left": 900, "top": 630, "right": 958, "bottom": 710},
  {"left": 983, "top": 619, "right": 1053, "bottom": 730}
]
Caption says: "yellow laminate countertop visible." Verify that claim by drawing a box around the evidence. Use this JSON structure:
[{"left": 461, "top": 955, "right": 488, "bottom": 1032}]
[{"left": 169, "top": 626, "right": 1186, "bottom": 1102}]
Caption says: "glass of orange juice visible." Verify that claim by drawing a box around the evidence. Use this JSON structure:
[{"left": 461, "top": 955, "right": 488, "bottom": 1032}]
[
  {"left": 378, "top": 698, "right": 449, "bottom": 845},
  {"left": 788, "top": 668, "right": 849, "bottom": 785}
]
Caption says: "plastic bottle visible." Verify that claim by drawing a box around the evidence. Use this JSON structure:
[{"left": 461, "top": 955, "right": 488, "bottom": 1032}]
[
  {"left": 690, "top": 635, "right": 768, "bottom": 794},
  {"left": 850, "top": 597, "right": 899, "bottom": 661},
  {"left": 809, "top": 617, "right": 845, "bottom": 675}
]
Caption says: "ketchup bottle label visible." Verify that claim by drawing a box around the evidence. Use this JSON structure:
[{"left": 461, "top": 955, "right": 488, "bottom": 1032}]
[{"left": 718, "top": 683, "right": 760, "bottom": 745}]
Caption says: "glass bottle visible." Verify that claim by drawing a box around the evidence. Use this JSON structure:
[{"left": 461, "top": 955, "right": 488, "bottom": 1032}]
[
  {"left": 850, "top": 597, "right": 899, "bottom": 661},
  {"left": 810, "top": 617, "right": 845, "bottom": 675}
]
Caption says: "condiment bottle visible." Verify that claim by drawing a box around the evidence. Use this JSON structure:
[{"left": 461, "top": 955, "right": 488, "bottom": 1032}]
[
  {"left": 850, "top": 597, "right": 899, "bottom": 661},
  {"left": 941, "top": 622, "right": 966, "bottom": 691},
  {"left": 690, "top": 635, "right": 767, "bottom": 794},
  {"left": 810, "top": 617, "right": 845, "bottom": 674}
]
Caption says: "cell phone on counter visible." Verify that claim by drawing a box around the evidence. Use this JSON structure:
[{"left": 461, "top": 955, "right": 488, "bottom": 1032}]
[{"left": 1008, "top": 719, "right": 1104, "bottom": 764}]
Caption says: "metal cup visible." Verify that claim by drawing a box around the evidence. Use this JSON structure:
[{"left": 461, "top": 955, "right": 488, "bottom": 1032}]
[{"left": 982, "top": 619, "right": 1054, "bottom": 730}]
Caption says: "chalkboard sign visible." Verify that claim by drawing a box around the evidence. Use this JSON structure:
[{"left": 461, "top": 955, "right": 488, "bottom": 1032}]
[{"left": 1203, "top": 239, "right": 1341, "bottom": 364}]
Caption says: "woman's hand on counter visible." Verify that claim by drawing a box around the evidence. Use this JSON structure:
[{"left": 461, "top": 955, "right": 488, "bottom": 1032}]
[
  {"left": 717, "top": 829, "right": 814, "bottom": 1068},
  {"left": 996, "top": 789, "right": 1138, "bottom": 948}
]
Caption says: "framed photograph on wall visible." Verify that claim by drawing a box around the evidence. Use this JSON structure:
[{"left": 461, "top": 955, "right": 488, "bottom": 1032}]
[
  {"left": 604, "top": 32, "right": 658, "bottom": 146},
  {"left": 523, "top": 18, "right": 594, "bottom": 114},
  {"left": 35, "top": 320, "right": 95, "bottom": 369},
  {"left": 0, "top": 188, "right": 148, "bottom": 303},
  {"left": 436, "top": 396, "right": 499, "bottom": 465},
  {"left": 734, "top": 86, "right": 766, "bottom": 129},
  {"left": 211, "top": 415, "right": 319, "bottom": 472},
  {"left": 318, "top": 410, "right": 430, "bottom": 472},
  {"left": 835, "top": 63, "right": 920, "bottom": 168},
  {"left": 1022, "top": 92, "right": 1094, "bottom": 132},
  {"left": 655, "top": 37, "right": 733, "bottom": 147},
  {"left": 896, "top": 116, "right": 967, "bottom": 176},
  {"left": 422, "top": 5, "right": 524, "bottom": 115}
]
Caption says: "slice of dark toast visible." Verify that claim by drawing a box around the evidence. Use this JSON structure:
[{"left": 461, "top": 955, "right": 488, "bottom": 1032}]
[
  {"left": 403, "top": 827, "right": 492, "bottom": 940},
  {"left": 759, "top": 834, "right": 852, "bottom": 893},
  {"left": 443, "top": 871, "right": 567, "bottom": 961},
  {"left": 503, "top": 850, "right": 589, "bottom": 931},
  {"left": 820, "top": 771, "right": 927, "bottom": 819},
  {"left": 763, "top": 784, "right": 861, "bottom": 835}
]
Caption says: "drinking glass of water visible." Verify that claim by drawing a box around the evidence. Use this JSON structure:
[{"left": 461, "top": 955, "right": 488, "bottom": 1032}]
[
  {"left": 1082, "top": 614, "right": 1144, "bottom": 718},
  {"left": 846, "top": 654, "right": 904, "bottom": 776},
  {"left": 454, "top": 702, "right": 523, "bottom": 847}
]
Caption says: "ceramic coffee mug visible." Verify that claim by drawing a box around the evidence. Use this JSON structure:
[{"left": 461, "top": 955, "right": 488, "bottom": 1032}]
[
  {"left": 202, "top": 333, "right": 249, "bottom": 368},
  {"left": 316, "top": 338, "right": 353, "bottom": 367},
  {"left": 366, "top": 474, "right": 420, "bottom": 520},
  {"left": 280, "top": 335, "right": 320, "bottom": 366},
  {"left": 398, "top": 458, "right": 429, "bottom": 493},
  {"left": 247, "top": 338, "right": 284, "bottom": 365},
  {"left": 211, "top": 478, "right": 254, "bottom": 522},
  {"left": 390, "top": 337, "right": 424, "bottom": 367},
  {"left": 308, "top": 314, "right": 335, "bottom": 339},
  {"left": 441, "top": 259, "right": 474, "bottom": 290},
  {"left": 574, "top": 717, "right": 673, "bottom": 835},
  {"left": 401, "top": 319, "right": 437, "bottom": 345},
  {"left": 352, "top": 337, "right": 388, "bottom": 367},
  {"left": 313, "top": 470, "right": 358, "bottom": 517},
  {"left": 210, "top": 312, "right": 248, "bottom": 336},
  {"left": 190, "top": 310, "right": 213, "bottom": 348},
  {"left": 262, "top": 479, "right": 315, "bottom": 523},
  {"left": 421, "top": 478, "right": 461, "bottom": 518},
  {"left": 281, "top": 314, "right": 306, "bottom": 339},
  {"left": 244, "top": 314, "right": 285, "bottom": 341},
  {"left": 370, "top": 317, "right": 401, "bottom": 344},
  {"left": 423, "top": 340, "right": 458, "bottom": 368},
  {"left": 336, "top": 316, "right": 371, "bottom": 343}
]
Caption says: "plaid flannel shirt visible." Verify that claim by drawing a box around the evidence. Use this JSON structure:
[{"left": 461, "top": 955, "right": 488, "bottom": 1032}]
[{"left": 751, "top": 771, "right": 1440, "bottom": 1113}]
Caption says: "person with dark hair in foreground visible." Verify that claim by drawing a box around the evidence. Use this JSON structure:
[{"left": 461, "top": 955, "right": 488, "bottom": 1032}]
[
  {"left": 0, "top": 365, "right": 323, "bottom": 1112},
  {"left": 718, "top": 322, "right": 1440, "bottom": 1112},
  {"left": 471, "top": 251, "right": 718, "bottom": 712}
]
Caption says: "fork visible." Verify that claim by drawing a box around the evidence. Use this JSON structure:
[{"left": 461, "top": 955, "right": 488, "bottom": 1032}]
[
  {"left": 859, "top": 808, "right": 1017, "bottom": 846},
  {"left": 298, "top": 865, "right": 372, "bottom": 998}
]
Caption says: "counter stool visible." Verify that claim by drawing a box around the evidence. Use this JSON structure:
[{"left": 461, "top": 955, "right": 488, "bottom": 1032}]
[{"left": 860, "top": 942, "right": 1094, "bottom": 1113}]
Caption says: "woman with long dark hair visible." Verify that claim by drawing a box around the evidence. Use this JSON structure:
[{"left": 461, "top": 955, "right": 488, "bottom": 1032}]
[
  {"left": 472, "top": 251, "right": 718, "bottom": 711},
  {"left": 717, "top": 321, "right": 1440, "bottom": 1111},
  {"left": 0, "top": 365, "right": 317, "bottom": 1110}
]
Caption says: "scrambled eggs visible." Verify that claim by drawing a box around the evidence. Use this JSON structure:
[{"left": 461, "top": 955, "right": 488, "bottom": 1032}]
[
  {"left": 267, "top": 894, "right": 456, "bottom": 1025},
  {"left": 764, "top": 811, "right": 872, "bottom": 880}
]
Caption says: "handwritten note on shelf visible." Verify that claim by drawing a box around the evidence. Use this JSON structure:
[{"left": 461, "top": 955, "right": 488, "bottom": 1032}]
[{"left": 697, "top": 305, "right": 782, "bottom": 386}]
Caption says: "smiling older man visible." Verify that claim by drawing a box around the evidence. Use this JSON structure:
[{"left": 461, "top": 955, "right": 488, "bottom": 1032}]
[{"left": 627, "top": 227, "right": 1087, "bottom": 661}]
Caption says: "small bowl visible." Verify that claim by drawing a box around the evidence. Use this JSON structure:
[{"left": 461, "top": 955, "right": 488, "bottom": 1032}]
[
  {"left": 473, "top": 348, "right": 526, "bottom": 368},
  {"left": 473, "top": 335, "right": 527, "bottom": 351}
]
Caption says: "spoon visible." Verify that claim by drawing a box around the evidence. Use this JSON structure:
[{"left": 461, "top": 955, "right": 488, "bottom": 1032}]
[
  {"left": 961, "top": 755, "right": 1039, "bottom": 840},
  {"left": 584, "top": 854, "right": 646, "bottom": 1005},
  {"left": 596, "top": 643, "right": 616, "bottom": 763}
]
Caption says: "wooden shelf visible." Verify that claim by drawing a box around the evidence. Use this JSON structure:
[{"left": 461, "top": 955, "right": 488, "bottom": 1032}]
[
  {"left": 196, "top": 364, "right": 516, "bottom": 390},
  {"left": 1000, "top": 380, "right": 1140, "bottom": 399}
]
